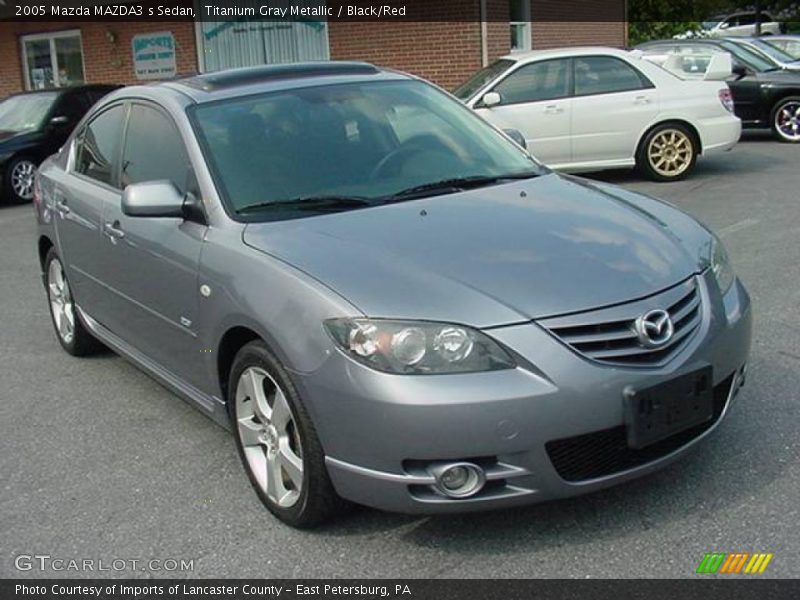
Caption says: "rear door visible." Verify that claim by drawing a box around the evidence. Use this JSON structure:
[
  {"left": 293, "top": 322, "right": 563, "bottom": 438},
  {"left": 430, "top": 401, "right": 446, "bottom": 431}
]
[
  {"left": 54, "top": 102, "right": 127, "bottom": 320},
  {"left": 569, "top": 55, "right": 659, "bottom": 164},
  {"left": 97, "top": 101, "right": 207, "bottom": 386},
  {"left": 473, "top": 58, "right": 572, "bottom": 165}
]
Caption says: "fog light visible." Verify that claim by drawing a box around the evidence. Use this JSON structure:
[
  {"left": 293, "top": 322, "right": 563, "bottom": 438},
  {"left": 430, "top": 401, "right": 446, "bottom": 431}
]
[{"left": 430, "top": 462, "right": 485, "bottom": 498}]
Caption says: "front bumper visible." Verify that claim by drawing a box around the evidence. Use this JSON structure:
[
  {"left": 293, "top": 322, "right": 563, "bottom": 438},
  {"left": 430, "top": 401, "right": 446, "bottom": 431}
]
[{"left": 296, "top": 272, "right": 752, "bottom": 514}]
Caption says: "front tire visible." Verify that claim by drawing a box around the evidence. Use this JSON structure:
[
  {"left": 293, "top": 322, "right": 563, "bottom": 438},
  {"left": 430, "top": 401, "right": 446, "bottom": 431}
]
[
  {"left": 771, "top": 96, "right": 800, "bottom": 143},
  {"left": 637, "top": 123, "right": 698, "bottom": 182},
  {"left": 229, "top": 340, "right": 344, "bottom": 528},
  {"left": 44, "top": 248, "right": 103, "bottom": 356},
  {"left": 4, "top": 156, "right": 37, "bottom": 204}
]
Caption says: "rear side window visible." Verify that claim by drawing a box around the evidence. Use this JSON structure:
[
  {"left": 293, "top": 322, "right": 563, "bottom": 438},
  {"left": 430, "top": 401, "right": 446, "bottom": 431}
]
[
  {"left": 493, "top": 59, "right": 570, "bottom": 104},
  {"left": 574, "top": 56, "right": 650, "bottom": 96},
  {"left": 75, "top": 104, "right": 126, "bottom": 187},
  {"left": 121, "top": 104, "right": 190, "bottom": 193}
]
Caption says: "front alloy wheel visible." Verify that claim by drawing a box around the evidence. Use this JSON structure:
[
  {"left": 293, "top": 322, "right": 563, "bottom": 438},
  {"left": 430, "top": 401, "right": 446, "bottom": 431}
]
[
  {"left": 229, "top": 341, "right": 344, "bottom": 527},
  {"left": 44, "top": 248, "right": 102, "bottom": 356},
  {"left": 772, "top": 97, "right": 800, "bottom": 143},
  {"left": 4, "top": 157, "right": 37, "bottom": 204},
  {"left": 638, "top": 124, "right": 697, "bottom": 182}
]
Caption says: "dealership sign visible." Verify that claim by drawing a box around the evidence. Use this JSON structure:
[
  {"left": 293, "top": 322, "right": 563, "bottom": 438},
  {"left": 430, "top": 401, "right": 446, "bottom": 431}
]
[{"left": 132, "top": 32, "right": 176, "bottom": 80}]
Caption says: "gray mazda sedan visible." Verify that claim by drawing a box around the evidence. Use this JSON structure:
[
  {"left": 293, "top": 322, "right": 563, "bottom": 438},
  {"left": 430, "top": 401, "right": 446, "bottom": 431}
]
[{"left": 34, "top": 62, "right": 751, "bottom": 527}]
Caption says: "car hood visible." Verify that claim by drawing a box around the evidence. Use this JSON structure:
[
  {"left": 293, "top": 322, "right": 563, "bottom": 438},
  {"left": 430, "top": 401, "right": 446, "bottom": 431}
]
[
  {"left": 0, "top": 129, "right": 41, "bottom": 150},
  {"left": 243, "top": 174, "right": 712, "bottom": 327}
]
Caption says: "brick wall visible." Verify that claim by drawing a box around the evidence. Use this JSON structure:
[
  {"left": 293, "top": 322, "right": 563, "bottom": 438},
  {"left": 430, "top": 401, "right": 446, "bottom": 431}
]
[
  {"left": 531, "top": 0, "right": 627, "bottom": 50},
  {"left": 0, "top": 21, "right": 196, "bottom": 97},
  {"left": 329, "top": 20, "right": 483, "bottom": 91}
]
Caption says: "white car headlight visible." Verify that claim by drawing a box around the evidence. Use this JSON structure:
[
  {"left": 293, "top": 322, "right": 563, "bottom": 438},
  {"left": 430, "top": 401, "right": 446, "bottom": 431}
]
[
  {"left": 324, "top": 318, "right": 515, "bottom": 374},
  {"left": 710, "top": 236, "right": 735, "bottom": 294}
]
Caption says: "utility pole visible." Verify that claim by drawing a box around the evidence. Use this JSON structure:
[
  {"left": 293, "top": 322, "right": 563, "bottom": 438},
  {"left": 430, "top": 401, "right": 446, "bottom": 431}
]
[{"left": 754, "top": 0, "right": 762, "bottom": 36}]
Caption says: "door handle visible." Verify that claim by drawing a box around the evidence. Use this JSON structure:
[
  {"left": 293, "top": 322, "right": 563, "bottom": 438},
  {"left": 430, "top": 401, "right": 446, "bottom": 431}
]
[
  {"left": 544, "top": 104, "right": 564, "bottom": 114},
  {"left": 103, "top": 220, "right": 125, "bottom": 242},
  {"left": 633, "top": 95, "right": 651, "bottom": 105},
  {"left": 54, "top": 197, "right": 70, "bottom": 216}
]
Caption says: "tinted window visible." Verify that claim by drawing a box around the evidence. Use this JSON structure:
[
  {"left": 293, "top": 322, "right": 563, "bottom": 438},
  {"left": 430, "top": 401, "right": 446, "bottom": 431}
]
[
  {"left": 574, "top": 56, "right": 648, "bottom": 96},
  {"left": 493, "top": 59, "right": 569, "bottom": 104},
  {"left": 75, "top": 104, "right": 125, "bottom": 186},
  {"left": 121, "top": 105, "right": 189, "bottom": 193}
]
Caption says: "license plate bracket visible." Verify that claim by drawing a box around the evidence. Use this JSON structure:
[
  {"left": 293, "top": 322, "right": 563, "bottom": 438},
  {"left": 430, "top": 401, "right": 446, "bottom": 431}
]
[{"left": 624, "top": 367, "right": 713, "bottom": 449}]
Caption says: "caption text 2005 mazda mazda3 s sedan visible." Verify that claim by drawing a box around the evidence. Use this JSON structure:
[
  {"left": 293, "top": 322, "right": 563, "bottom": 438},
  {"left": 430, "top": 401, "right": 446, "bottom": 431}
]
[{"left": 34, "top": 62, "right": 752, "bottom": 527}]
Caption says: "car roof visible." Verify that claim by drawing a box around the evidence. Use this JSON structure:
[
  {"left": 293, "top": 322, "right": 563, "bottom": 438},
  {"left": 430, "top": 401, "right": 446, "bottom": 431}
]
[
  {"left": 152, "top": 61, "right": 411, "bottom": 104},
  {"left": 2, "top": 84, "right": 120, "bottom": 100},
  {"left": 499, "top": 46, "right": 636, "bottom": 63}
]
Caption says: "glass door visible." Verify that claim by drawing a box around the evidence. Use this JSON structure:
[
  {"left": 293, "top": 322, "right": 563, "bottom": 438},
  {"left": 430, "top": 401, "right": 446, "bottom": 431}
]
[{"left": 22, "top": 30, "right": 85, "bottom": 90}]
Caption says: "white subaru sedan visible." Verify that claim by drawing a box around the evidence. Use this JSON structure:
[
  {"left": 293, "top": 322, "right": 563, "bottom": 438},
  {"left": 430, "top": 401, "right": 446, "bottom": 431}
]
[{"left": 454, "top": 47, "right": 741, "bottom": 181}]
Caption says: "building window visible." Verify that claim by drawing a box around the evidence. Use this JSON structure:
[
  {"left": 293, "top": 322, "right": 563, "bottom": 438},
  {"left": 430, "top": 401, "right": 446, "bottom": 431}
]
[
  {"left": 21, "top": 30, "right": 85, "bottom": 90},
  {"left": 510, "top": 0, "right": 532, "bottom": 52}
]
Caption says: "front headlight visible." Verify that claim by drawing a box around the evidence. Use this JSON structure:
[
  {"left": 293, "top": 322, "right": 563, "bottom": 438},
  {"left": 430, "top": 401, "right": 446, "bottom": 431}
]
[
  {"left": 710, "top": 236, "right": 735, "bottom": 294},
  {"left": 324, "top": 318, "right": 516, "bottom": 375}
]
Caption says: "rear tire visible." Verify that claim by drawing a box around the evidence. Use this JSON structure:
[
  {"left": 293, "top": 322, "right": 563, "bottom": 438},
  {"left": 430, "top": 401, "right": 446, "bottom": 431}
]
[
  {"left": 44, "top": 248, "right": 103, "bottom": 356},
  {"left": 229, "top": 340, "right": 345, "bottom": 528},
  {"left": 637, "top": 123, "right": 698, "bottom": 182},
  {"left": 771, "top": 96, "right": 800, "bottom": 143}
]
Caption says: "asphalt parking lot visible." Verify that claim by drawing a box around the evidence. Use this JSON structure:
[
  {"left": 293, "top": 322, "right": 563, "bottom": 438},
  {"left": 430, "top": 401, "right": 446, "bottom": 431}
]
[{"left": 2, "top": 132, "right": 799, "bottom": 579}]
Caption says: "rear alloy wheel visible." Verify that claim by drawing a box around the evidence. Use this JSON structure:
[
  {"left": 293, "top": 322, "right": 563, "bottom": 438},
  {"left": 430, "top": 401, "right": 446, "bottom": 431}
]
[
  {"left": 638, "top": 124, "right": 697, "bottom": 182},
  {"left": 771, "top": 97, "right": 800, "bottom": 143},
  {"left": 229, "top": 341, "right": 344, "bottom": 527},
  {"left": 4, "top": 157, "right": 37, "bottom": 204},
  {"left": 44, "top": 248, "right": 102, "bottom": 356}
]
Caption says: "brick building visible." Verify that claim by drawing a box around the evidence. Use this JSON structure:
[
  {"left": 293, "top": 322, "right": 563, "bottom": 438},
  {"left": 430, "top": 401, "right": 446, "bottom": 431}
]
[{"left": 0, "top": 1, "right": 626, "bottom": 97}]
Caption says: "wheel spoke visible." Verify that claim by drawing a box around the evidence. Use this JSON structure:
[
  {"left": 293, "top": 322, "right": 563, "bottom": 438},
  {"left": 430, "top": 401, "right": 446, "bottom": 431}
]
[
  {"left": 238, "top": 417, "right": 262, "bottom": 447},
  {"left": 266, "top": 452, "right": 287, "bottom": 504},
  {"left": 278, "top": 438, "right": 303, "bottom": 488},
  {"left": 271, "top": 389, "right": 291, "bottom": 430}
]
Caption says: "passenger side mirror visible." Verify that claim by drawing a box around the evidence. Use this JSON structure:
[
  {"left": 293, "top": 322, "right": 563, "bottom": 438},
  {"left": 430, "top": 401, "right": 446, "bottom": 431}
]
[
  {"left": 121, "top": 180, "right": 186, "bottom": 218},
  {"left": 503, "top": 128, "right": 527, "bottom": 149},
  {"left": 49, "top": 115, "right": 70, "bottom": 127},
  {"left": 731, "top": 63, "right": 749, "bottom": 78},
  {"left": 481, "top": 91, "right": 502, "bottom": 107}
]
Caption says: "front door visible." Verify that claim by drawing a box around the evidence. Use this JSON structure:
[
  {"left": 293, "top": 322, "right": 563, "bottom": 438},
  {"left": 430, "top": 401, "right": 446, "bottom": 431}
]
[
  {"left": 473, "top": 58, "right": 572, "bottom": 166},
  {"left": 97, "top": 102, "right": 207, "bottom": 387},
  {"left": 55, "top": 103, "right": 127, "bottom": 319}
]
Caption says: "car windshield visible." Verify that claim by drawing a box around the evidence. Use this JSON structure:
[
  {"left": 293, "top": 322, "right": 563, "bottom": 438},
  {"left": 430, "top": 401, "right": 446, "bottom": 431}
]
[
  {"left": 767, "top": 38, "right": 800, "bottom": 60},
  {"left": 718, "top": 41, "right": 780, "bottom": 71},
  {"left": 452, "top": 59, "right": 515, "bottom": 101},
  {"left": 701, "top": 19, "right": 722, "bottom": 29},
  {"left": 191, "top": 79, "right": 541, "bottom": 220},
  {"left": 0, "top": 92, "right": 57, "bottom": 133},
  {"left": 746, "top": 39, "right": 798, "bottom": 64}
]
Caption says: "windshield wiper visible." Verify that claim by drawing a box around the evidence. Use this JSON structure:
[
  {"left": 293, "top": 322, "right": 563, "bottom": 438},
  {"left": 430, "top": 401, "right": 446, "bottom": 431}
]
[
  {"left": 236, "top": 195, "right": 375, "bottom": 215},
  {"left": 381, "top": 171, "right": 541, "bottom": 202}
]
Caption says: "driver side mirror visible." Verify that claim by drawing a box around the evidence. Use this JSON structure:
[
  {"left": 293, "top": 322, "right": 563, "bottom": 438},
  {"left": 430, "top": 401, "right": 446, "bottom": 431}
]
[
  {"left": 49, "top": 115, "right": 70, "bottom": 127},
  {"left": 481, "top": 91, "right": 502, "bottom": 108},
  {"left": 503, "top": 128, "right": 527, "bottom": 150},
  {"left": 122, "top": 180, "right": 186, "bottom": 218}
]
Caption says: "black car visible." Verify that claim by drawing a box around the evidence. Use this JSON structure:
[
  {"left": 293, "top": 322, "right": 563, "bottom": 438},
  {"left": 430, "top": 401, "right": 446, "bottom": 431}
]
[
  {"left": 636, "top": 39, "right": 800, "bottom": 143},
  {"left": 0, "top": 85, "right": 120, "bottom": 204}
]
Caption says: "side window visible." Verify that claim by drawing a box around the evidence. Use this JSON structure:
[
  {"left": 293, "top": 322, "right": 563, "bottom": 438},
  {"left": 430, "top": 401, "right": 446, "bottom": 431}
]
[
  {"left": 492, "top": 59, "right": 569, "bottom": 105},
  {"left": 738, "top": 14, "right": 756, "bottom": 26},
  {"left": 121, "top": 104, "right": 190, "bottom": 193},
  {"left": 574, "top": 56, "right": 649, "bottom": 97},
  {"left": 75, "top": 104, "right": 126, "bottom": 186}
]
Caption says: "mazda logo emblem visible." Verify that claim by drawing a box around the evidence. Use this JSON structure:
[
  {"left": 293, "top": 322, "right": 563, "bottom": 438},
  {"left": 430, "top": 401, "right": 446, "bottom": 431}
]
[{"left": 634, "top": 309, "right": 674, "bottom": 348}]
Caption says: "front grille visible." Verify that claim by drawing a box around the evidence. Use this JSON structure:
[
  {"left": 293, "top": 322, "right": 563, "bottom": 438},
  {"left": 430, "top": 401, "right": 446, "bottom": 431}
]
[
  {"left": 545, "top": 375, "right": 733, "bottom": 482},
  {"left": 539, "top": 277, "right": 702, "bottom": 367}
]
